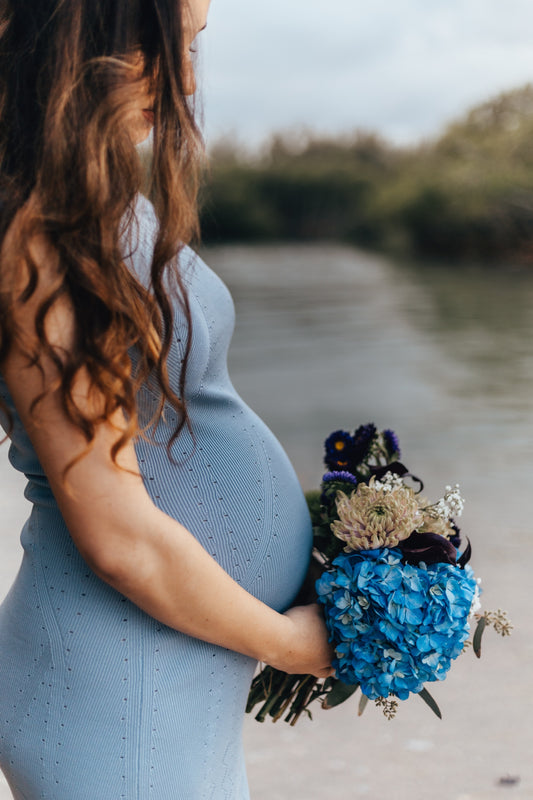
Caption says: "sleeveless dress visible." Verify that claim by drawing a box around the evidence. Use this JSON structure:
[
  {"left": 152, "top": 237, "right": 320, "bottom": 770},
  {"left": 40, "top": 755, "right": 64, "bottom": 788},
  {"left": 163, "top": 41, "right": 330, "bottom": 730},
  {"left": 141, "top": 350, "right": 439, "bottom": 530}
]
[{"left": 0, "top": 195, "right": 312, "bottom": 799}]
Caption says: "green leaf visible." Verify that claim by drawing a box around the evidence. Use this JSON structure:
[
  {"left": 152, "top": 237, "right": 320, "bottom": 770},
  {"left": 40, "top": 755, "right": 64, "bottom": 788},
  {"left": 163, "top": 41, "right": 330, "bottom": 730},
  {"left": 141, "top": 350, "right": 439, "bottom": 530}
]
[
  {"left": 305, "top": 490, "right": 322, "bottom": 526},
  {"left": 418, "top": 687, "right": 442, "bottom": 719},
  {"left": 473, "top": 615, "right": 487, "bottom": 659},
  {"left": 358, "top": 693, "right": 369, "bottom": 716},
  {"left": 322, "top": 680, "right": 359, "bottom": 710}
]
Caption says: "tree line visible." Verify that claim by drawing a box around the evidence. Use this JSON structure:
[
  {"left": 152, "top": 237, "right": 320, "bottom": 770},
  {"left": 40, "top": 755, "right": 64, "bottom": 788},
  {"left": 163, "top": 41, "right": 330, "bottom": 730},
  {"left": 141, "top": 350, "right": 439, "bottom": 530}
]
[{"left": 200, "top": 85, "right": 533, "bottom": 262}]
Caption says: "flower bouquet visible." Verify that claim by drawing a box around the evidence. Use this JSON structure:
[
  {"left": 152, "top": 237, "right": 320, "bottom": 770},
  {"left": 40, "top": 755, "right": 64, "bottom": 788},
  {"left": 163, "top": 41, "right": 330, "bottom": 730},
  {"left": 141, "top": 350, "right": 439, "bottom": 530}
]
[{"left": 246, "top": 424, "right": 511, "bottom": 724}]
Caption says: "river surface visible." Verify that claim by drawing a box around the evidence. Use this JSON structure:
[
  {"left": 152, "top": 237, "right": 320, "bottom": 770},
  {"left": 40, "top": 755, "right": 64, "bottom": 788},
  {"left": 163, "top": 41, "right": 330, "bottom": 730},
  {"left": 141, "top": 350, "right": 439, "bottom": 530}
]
[{"left": 1, "top": 244, "right": 532, "bottom": 799}]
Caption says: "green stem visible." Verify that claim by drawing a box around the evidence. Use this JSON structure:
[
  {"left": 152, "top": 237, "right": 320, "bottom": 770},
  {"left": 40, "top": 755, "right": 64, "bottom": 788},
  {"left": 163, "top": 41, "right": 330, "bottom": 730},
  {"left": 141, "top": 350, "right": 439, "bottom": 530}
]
[
  {"left": 255, "top": 688, "right": 284, "bottom": 723},
  {"left": 271, "top": 677, "right": 307, "bottom": 722},
  {"left": 284, "top": 675, "right": 317, "bottom": 725},
  {"left": 269, "top": 675, "right": 302, "bottom": 719}
]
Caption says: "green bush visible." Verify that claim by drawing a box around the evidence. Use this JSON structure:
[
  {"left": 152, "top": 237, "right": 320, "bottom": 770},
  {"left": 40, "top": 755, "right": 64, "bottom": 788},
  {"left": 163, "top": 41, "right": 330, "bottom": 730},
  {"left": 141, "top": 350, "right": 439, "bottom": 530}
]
[{"left": 200, "top": 85, "right": 533, "bottom": 262}]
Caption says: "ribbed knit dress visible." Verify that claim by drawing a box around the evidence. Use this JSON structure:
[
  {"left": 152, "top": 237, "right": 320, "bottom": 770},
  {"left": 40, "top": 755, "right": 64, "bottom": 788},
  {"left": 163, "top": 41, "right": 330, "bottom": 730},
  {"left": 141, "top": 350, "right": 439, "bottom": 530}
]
[{"left": 0, "top": 195, "right": 312, "bottom": 799}]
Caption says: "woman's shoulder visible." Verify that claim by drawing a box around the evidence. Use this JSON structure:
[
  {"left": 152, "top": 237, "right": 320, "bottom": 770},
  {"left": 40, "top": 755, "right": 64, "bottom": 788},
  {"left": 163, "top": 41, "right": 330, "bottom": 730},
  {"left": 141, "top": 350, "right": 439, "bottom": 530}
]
[{"left": 121, "top": 193, "right": 201, "bottom": 287}]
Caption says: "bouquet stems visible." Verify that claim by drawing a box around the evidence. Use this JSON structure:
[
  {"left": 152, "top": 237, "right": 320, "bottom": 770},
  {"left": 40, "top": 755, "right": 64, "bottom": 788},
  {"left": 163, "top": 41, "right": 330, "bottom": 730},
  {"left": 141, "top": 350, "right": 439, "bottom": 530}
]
[{"left": 247, "top": 667, "right": 340, "bottom": 725}]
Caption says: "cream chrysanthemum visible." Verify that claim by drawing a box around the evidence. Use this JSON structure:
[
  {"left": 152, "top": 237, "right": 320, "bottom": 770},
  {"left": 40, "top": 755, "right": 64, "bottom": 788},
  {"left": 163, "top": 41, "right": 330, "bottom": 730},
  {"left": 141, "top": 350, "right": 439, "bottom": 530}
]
[{"left": 331, "top": 478, "right": 421, "bottom": 552}]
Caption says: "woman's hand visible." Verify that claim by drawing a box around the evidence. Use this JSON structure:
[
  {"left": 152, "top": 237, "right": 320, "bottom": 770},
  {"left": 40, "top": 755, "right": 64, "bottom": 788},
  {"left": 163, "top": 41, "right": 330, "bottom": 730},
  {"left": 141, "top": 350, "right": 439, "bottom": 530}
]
[{"left": 264, "top": 603, "right": 335, "bottom": 678}]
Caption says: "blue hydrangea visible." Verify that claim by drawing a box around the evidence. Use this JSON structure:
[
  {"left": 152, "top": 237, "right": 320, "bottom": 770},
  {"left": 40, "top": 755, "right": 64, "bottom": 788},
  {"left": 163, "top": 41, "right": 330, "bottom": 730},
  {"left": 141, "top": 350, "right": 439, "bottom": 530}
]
[{"left": 316, "top": 548, "right": 478, "bottom": 701}]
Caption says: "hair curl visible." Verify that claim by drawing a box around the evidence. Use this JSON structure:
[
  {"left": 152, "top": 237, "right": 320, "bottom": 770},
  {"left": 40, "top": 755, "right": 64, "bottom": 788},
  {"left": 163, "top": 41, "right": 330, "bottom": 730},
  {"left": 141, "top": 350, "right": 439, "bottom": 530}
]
[{"left": 0, "top": 0, "right": 204, "bottom": 472}]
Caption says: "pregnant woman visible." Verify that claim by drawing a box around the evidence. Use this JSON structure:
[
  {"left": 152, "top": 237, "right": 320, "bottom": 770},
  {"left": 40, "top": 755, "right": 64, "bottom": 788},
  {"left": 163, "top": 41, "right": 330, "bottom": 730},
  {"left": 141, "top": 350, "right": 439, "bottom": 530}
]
[{"left": 0, "top": 1, "right": 333, "bottom": 797}]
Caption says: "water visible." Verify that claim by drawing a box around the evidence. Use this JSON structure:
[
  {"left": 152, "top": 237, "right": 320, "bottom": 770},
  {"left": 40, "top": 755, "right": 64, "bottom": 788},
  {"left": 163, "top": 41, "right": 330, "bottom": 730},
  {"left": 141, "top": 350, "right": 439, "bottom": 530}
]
[
  {"left": 210, "top": 245, "right": 533, "bottom": 538},
  {"left": 206, "top": 244, "right": 533, "bottom": 799},
  {"left": 1, "top": 244, "right": 532, "bottom": 799}
]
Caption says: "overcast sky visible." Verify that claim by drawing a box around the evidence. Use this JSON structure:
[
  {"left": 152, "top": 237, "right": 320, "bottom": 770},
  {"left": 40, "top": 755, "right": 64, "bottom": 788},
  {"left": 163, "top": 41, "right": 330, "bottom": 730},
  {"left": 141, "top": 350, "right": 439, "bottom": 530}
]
[{"left": 198, "top": 0, "right": 533, "bottom": 149}]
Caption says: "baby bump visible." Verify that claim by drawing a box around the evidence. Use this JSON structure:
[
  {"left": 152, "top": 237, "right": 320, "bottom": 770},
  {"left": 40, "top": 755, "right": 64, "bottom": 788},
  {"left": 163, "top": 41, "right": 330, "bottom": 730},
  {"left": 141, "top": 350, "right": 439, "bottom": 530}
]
[{"left": 135, "top": 396, "right": 313, "bottom": 611}]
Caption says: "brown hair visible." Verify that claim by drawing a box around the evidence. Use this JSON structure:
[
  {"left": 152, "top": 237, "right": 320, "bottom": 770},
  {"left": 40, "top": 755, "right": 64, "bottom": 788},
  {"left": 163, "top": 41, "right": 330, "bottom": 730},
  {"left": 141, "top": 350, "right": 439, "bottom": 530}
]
[{"left": 0, "top": 0, "right": 203, "bottom": 468}]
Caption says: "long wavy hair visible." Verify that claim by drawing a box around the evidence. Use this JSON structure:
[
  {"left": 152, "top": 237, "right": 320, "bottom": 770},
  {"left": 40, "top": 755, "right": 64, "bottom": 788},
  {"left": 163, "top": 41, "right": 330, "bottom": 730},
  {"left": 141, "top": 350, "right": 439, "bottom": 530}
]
[{"left": 0, "top": 0, "right": 203, "bottom": 470}]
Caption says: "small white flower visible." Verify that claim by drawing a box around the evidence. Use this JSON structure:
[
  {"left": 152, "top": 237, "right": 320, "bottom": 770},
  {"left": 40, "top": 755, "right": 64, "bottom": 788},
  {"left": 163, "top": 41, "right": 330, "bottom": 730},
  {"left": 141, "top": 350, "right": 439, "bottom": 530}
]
[
  {"left": 432, "top": 483, "right": 464, "bottom": 520},
  {"left": 469, "top": 584, "right": 482, "bottom": 617},
  {"left": 373, "top": 471, "right": 405, "bottom": 493}
]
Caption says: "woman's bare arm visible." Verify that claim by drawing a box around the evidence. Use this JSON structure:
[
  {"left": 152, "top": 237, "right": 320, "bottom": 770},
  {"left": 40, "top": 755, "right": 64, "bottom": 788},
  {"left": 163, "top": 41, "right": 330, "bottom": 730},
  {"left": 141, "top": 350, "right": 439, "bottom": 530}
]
[{"left": 2, "top": 241, "right": 333, "bottom": 676}]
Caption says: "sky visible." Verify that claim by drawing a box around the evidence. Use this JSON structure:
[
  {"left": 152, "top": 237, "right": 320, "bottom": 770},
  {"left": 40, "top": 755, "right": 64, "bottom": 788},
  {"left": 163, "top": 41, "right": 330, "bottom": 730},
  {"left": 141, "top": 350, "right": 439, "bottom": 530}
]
[{"left": 198, "top": 0, "right": 533, "bottom": 150}]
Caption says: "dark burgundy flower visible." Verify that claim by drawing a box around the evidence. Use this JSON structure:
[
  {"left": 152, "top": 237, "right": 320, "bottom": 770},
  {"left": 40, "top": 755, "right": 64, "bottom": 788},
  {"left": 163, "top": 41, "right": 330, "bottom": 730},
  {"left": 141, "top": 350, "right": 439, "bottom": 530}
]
[{"left": 449, "top": 520, "right": 462, "bottom": 549}]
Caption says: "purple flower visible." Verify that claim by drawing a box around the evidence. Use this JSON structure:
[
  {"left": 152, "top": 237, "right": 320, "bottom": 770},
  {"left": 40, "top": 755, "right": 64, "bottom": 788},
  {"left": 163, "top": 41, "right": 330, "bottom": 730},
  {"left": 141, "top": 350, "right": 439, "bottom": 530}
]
[
  {"left": 321, "top": 470, "right": 359, "bottom": 507},
  {"left": 324, "top": 430, "right": 355, "bottom": 471},
  {"left": 383, "top": 429, "right": 401, "bottom": 459},
  {"left": 323, "top": 471, "right": 358, "bottom": 486},
  {"left": 352, "top": 423, "right": 377, "bottom": 464}
]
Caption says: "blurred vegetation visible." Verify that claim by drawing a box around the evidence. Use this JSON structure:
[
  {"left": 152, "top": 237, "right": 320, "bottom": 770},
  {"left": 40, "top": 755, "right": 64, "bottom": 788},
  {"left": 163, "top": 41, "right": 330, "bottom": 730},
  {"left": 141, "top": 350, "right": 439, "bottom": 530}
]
[{"left": 200, "top": 85, "right": 533, "bottom": 262}]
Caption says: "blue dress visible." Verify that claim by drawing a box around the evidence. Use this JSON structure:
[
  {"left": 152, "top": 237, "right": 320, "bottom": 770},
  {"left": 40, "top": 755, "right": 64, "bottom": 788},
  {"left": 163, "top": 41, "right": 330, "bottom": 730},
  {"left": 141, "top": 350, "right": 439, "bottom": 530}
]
[{"left": 0, "top": 196, "right": 312, "bottom": 799}]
